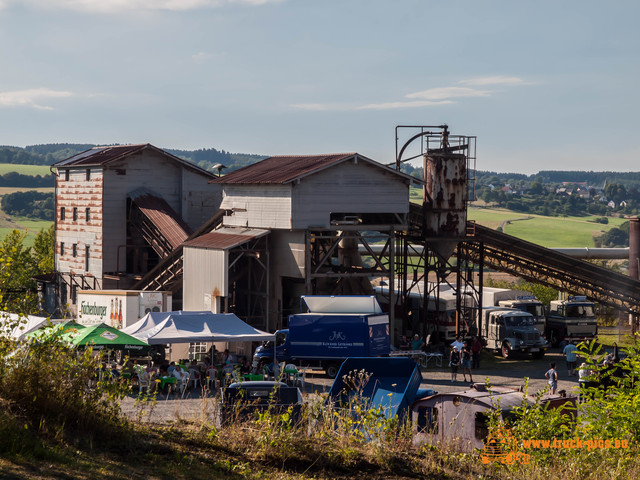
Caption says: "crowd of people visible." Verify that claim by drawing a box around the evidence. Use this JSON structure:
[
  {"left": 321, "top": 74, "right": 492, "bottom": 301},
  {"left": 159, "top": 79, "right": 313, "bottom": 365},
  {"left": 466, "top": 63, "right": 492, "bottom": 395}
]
[{"left": 95, "top": 348, "right": 258, "bottom": 395}]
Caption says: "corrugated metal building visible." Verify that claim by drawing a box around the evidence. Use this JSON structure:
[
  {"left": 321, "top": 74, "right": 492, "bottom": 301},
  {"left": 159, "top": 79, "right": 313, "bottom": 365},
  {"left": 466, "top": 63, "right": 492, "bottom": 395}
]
[
  {"left": 51, "top": 144, "right": 220, "bottom": 315},
  {"left": 183, "top": 153, "right": 415, "bottom": 331}
]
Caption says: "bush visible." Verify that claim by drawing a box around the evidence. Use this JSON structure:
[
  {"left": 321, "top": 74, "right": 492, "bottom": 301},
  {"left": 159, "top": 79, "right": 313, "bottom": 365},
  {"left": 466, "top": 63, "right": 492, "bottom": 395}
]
[{"left": 0, "top": 326, "right": 133, "bottom": 450}]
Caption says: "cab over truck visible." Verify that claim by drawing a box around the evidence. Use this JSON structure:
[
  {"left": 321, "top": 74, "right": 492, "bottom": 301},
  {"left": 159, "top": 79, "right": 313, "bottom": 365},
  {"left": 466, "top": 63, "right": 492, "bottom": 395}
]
[
  {"left": 479, "top": 307, "right": 548, "bottom": 359},
  {"left": 546, "top": 295, "right": 597, "bottom": 347},
  {"left": 253, "top": 295, "right": 390, "bottom": 378},
  {"left": 497, "top": 295, "right": 546, "bottom": 336}
]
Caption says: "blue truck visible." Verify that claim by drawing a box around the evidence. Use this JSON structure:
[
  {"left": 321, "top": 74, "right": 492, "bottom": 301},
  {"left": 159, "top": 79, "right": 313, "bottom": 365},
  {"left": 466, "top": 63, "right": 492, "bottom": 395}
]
[{"left": 253, "top": 295, "right": 391, "bottom": 378}]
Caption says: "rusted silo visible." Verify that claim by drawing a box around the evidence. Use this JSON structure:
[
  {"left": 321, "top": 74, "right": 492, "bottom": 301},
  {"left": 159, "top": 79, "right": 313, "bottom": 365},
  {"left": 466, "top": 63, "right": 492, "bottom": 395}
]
[
  {"left": 629, "top": 218, "right": 640, "bottom": 280},
  {"left": 423, "top": 151, "right": 468, "bottom": 261}
]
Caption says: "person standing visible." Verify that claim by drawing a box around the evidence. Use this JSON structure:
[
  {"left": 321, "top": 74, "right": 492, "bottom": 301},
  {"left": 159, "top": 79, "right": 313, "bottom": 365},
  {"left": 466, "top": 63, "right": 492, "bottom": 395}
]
[
  {"left": 461, "top": 341, "right": 473, "bottom": 383},
  {"left": 471, "top": 336, "right": 482, "bottom": 369},
  {"left": 411, "top": 334, "right": 425, "bottom": 351},
  {"left": 563, "top": 341, "right": 578, "bottom": 376},
  {"left": 451, "top": 335, "right": 464, "bottom": 352},
  {"left": 450, "top": 347, "right": 461, "bottom": 382},
  {"left": 545, "top": 362, "right": 558, "bottom": 394}
]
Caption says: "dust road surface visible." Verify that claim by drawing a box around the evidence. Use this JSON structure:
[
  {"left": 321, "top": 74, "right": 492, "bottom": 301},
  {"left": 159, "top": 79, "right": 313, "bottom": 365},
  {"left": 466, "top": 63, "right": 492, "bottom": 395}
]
[{"left": 120, "top": 349, "right": 580, "bottom": 425}]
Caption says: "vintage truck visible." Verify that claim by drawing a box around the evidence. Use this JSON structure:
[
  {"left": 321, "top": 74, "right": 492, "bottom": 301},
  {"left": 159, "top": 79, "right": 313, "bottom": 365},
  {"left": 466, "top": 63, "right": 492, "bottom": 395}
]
[
  {"left": 478, "top": 307, "right": 548, "bottom": 359},
  {"left": 546, "top": 295, "right": 597, "bottom": 347}
]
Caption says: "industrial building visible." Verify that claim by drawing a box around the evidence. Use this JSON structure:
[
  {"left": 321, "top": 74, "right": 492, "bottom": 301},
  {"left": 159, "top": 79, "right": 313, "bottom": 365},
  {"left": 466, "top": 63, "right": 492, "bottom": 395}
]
[
  {"left": 42, "top": 126, "right": 640, "bottom": 361},
  {"left": 50, "top": 144, "right": 220, "bottom": 316}
]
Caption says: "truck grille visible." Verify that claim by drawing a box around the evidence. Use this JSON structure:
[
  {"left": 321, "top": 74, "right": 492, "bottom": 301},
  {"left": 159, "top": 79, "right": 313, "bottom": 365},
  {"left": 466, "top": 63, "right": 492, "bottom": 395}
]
[{"left": 515, "top": 331, "right": 540, "bottom": 343}]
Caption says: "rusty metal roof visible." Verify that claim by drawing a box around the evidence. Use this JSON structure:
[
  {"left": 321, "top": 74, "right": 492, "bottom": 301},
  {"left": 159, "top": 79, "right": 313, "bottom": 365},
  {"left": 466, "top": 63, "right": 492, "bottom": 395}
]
[
  {"left": 183, "top": 227, "right": 270, "bottom": 250},
  {"left": 209, "top": 153, "right": 415, "bottom": 185},
  {"left": 130, "top": 189, "right": 193, "bottom": 249},
  {"left": 53, "top": 144, "right": 216, "bottom": 178}
]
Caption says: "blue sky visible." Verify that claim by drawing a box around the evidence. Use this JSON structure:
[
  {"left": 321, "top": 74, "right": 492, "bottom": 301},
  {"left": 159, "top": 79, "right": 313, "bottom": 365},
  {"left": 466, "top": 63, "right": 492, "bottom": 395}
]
[{"left": 0, "top": 0, "right": 638, "bottom": 174}]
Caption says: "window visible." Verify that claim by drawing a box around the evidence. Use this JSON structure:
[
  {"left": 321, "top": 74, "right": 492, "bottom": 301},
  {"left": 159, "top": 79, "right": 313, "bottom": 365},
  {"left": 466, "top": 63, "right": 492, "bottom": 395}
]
[
  {"left": 189, "top": 342, "right": 208, "bottom": 361},
  {"left": 60, "top": 242, "right": 65, "bottom": 256},
  {"left": 417, "top": 406, "right": 438, "bottom": 434},
  {"left": 86, "top": 208, "right": 90, "bottom": 222},
  {"left": 60, "top": 207, "right": 65, "bottom": 220},
  {"left": 475, "top": 412, "right": 490, "bottom": 440},
  {"left": 71, "top": 285, "right": 77, "bottom": 304},
  {"left": 85, "top": 246, "right": 90, "bottom": 271},
  {"left": 86, "top": 169, "right": 90, "bottom": 181},
  {"left": 73, "top": 207, "right": 77, "bottom": 221},
  {"left": 64, "top": 169, "right": 69, "bottom": 181},
  {"left": 72, "top": 244, "right": 77, "bottom": 257}
]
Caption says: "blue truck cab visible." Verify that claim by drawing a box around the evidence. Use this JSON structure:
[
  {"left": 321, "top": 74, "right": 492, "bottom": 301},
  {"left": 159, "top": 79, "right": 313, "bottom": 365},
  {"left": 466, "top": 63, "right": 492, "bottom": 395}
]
[{"left": 253, "top": 295, "right": 390, "bottom": 378}]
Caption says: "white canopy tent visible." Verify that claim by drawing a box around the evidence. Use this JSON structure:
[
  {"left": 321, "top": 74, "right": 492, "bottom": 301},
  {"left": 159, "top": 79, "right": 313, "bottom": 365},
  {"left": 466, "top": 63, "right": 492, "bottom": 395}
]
[
  {"left": 123, "top": 310, "right": 275, "bottom": 345},
  {"left": 0, "top": 312, "right": 63, "bottom": 340}
]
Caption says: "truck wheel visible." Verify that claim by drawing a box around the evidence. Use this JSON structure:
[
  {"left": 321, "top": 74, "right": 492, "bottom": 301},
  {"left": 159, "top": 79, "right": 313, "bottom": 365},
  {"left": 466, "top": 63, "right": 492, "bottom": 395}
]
[
  {"left": 325, "top": 363, "right": 340, "bottom": 379},
  {"left": 549, "top": 330, "right": 558, "bottom": 348},
  {"left": 501, "top": 342, "right": 511, "bottom": 359}
]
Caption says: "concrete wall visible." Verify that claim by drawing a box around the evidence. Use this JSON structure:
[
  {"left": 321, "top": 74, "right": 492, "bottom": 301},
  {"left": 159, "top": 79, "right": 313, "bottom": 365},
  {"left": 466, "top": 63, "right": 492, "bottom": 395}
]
[{"left": 55, "top": 167, "right": 104, "bottom": 278}]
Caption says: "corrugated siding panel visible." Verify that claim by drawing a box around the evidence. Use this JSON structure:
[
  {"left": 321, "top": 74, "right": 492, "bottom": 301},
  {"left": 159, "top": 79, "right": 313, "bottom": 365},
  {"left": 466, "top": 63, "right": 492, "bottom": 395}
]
[
  {"left": 291, "top": 161, "right": 409, "bottom": 228},
  {"left": 181, "top": 168, "right": 223, "bottom": 228},
  {"left": 183, "top": 247, "right": 228, "bottom": 309},
  {"left": 270, "top": 230, "right": 305, "bottom": 278},
  {"left": 220, "top": 185, "right": 292, "bottom": 229}
]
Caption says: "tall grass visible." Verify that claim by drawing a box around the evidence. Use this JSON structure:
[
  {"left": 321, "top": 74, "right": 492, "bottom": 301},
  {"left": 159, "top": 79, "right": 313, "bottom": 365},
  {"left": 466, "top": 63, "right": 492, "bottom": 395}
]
[
  {"left": 2, "top": 324, "right": 640, "bottom": 478},
  {"left": 0, "top": 326, "right": 133, "bottom": 453}
]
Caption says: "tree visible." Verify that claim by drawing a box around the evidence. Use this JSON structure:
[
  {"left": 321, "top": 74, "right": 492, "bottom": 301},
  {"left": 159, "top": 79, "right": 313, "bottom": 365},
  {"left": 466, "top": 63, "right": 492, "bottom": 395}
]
[
  {"left": 0, "top": 230, "right": 38, "bottom": 313},
  {"left": 32, "top": 225, "right": 54, "bottom": 274}
]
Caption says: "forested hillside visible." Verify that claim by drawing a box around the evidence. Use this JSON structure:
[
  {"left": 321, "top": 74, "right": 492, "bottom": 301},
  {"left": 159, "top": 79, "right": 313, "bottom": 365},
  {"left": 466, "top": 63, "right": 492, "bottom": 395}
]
[{"left": 0, "top": 144, "right": 267, "bottom": 173}]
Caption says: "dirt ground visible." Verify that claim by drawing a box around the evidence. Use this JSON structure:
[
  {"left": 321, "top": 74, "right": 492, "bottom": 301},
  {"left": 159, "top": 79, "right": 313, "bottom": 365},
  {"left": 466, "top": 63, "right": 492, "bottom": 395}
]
[{"left": 120, "top": 347, "right": 579, "bottom": 425}]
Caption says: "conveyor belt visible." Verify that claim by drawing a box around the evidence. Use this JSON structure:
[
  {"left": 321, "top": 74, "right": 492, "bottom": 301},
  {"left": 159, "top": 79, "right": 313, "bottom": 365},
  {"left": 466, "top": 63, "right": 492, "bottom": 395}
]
[{"left": 464, "top": 222, "right": 640, "bottom": 314}]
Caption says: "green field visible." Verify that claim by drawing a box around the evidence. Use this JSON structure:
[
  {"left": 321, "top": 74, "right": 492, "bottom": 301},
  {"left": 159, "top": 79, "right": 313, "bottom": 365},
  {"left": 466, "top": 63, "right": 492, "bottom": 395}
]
[
  {"left": 0, "top": 163, "right": 52, "bottom": 176},
  {"left": 0, "top": 219, "right": 52, "bottom": 247},
  {"left": 468, "top": 206, "right": 626, "bottom": 248}
]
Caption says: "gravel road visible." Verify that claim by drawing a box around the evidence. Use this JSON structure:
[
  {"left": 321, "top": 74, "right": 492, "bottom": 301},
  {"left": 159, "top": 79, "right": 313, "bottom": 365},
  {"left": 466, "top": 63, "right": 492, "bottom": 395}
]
[{"left": 119, "top": 348, "right": 580, "bottom": 425}]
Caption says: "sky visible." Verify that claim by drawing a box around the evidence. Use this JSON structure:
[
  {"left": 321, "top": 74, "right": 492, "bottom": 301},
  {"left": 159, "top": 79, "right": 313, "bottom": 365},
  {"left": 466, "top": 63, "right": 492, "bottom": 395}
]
[{"left": 0, "top": 0, "right": 639, "bottom": 174}]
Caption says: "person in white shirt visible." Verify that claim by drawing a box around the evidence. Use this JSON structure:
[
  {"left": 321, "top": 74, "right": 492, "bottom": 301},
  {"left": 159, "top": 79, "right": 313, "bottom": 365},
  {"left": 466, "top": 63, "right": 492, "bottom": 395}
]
[{"left": 451, "top": 335, "right": 464, "bottom": 352}]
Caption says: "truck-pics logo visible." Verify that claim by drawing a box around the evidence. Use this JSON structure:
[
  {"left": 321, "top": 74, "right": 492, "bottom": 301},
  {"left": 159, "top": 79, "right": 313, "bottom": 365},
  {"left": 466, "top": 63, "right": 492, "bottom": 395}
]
[{"left": 329, "top": 331, "right": 346, "bottom": 341}]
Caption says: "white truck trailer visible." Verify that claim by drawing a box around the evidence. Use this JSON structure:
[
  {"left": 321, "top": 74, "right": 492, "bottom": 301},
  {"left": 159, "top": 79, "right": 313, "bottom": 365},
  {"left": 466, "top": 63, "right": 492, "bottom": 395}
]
[{"left": 76, "top": 290, "right": 172, "bottom": 328}]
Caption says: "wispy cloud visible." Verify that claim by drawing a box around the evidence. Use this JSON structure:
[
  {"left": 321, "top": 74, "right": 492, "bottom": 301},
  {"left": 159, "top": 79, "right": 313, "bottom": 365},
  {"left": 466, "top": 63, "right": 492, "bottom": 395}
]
[
  {"left": 405, "top": 87, "right": 491, "bottom": 101},
  {"left": 0, "top": 88, "right": 73, "bottom": 110},
  {"left": 357, "top": 99, "right": 453, "bottom": 110},
  {"left": 192, "top": 51, "right": 228, "bottom": 64},
  {"left": 0, "top": 0, "right": 284, "bottom": 13},
  {"left": 291, "top": 75, "right": 529, "bottom": 112},
  {"left": 458, "top": 75, "right": 529, "bottom": 86}
]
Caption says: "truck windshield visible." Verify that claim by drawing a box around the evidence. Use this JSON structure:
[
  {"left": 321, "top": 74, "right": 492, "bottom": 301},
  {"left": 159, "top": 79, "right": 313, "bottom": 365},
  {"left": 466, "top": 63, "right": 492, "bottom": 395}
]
[
  {"left": 504, "top": 316, "right": 534, "bottom": 327},
  {"left": 565, "top": 305, "right": 595, "bottom": 317},
  {"left": 524, "top": 305, "right": 544, "bottom": 316},
  {"left": 261, "top": 332, "right": 287, "bottom": 349}
]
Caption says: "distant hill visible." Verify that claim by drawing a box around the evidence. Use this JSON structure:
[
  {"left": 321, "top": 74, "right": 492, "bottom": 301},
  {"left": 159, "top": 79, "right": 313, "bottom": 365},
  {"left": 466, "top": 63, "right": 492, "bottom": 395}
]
[
  {"left": 2, "top": 144, "right": 639, "bottom": 185},
  {"left": 0, "top": 144, "right": 268, "bottom": 174},
  {"left": 477, "top": 170, "right": 640, "bottom": 188}
]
